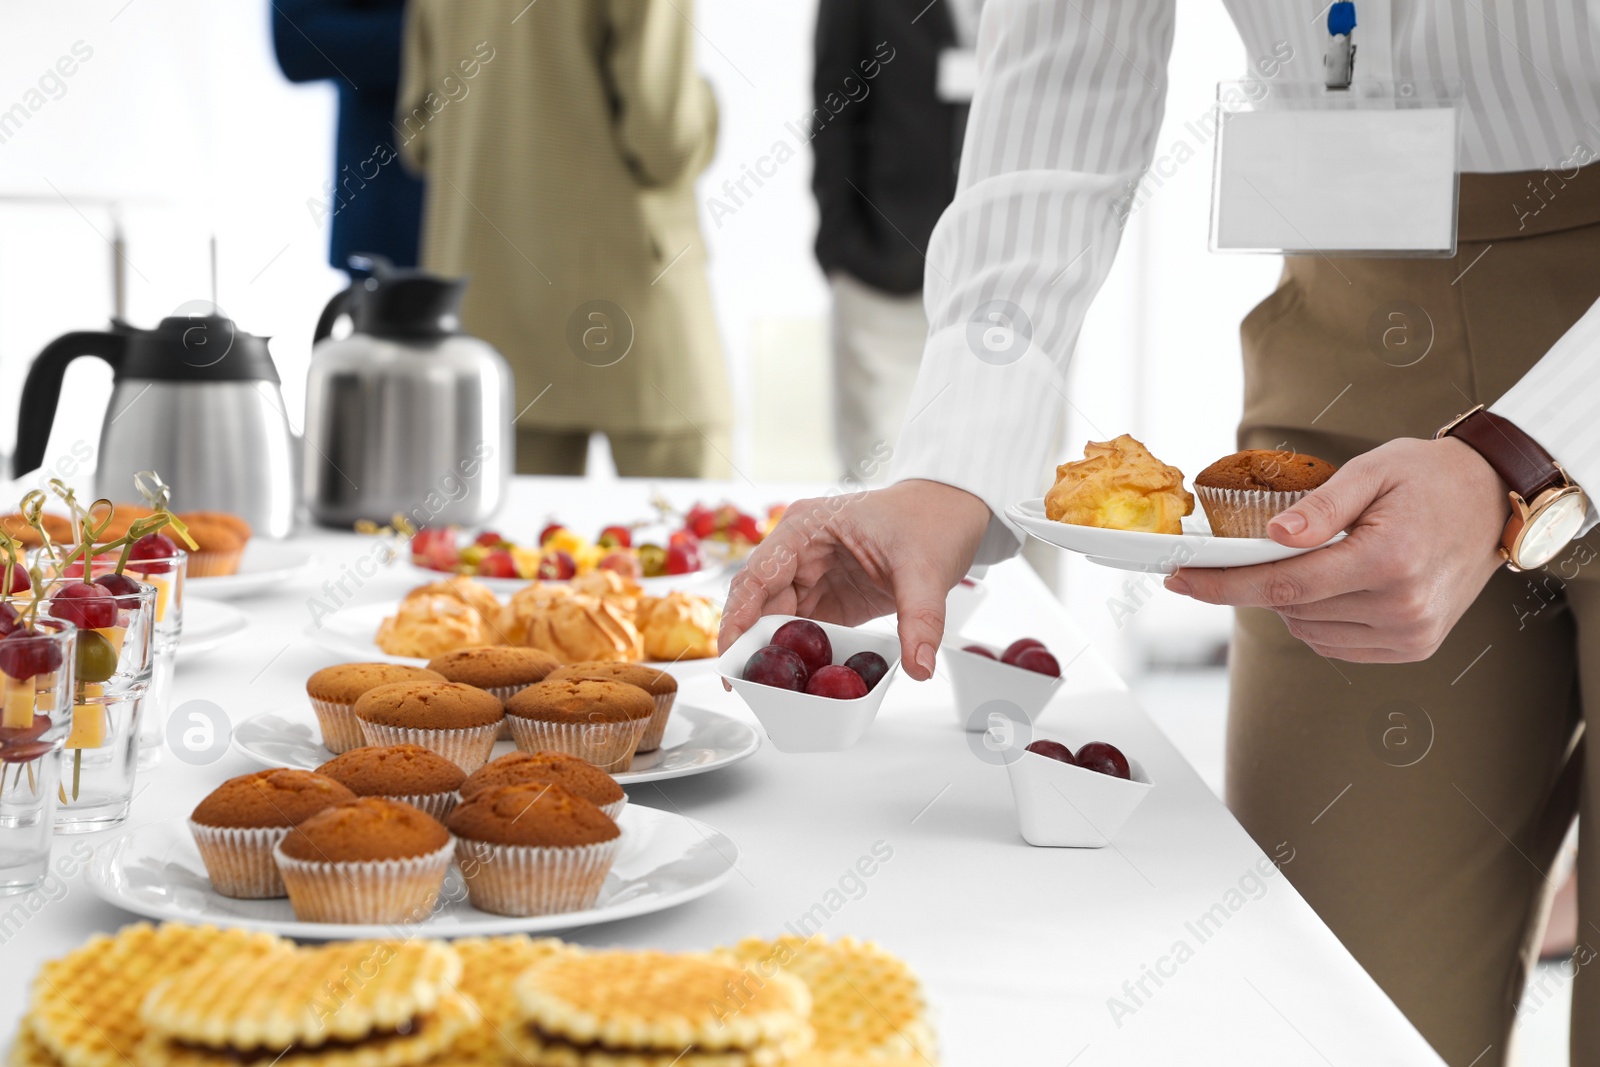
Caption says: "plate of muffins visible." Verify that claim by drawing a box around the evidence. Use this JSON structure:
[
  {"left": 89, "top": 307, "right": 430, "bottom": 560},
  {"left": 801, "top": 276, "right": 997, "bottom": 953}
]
[
  {"left": 233, "top": 654, "right": 761, "bottom": 784},
  {"left": 1006, "top": 435, "right": 1346, "bottom": 573},
  {"left": 87, "top": 762, "right": 741, "bottom": 938}
]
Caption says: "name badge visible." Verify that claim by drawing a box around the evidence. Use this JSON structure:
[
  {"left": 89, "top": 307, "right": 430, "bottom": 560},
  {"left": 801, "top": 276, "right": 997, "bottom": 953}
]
[
  {"left": 937, "top": 48, "right": 977, "bottom": 103},
  {"left": 1210, "top": 81, "right": 1461, "bottom": 256}
]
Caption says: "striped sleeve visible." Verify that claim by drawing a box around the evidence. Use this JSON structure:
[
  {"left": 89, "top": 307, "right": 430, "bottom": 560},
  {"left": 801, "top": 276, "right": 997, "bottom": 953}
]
[
  {"left": 888, "top": 0, "right": 1176, "bottom": 563},
  {"left": 1489, "top": 297, "right": 1600, "bottom": 532}
]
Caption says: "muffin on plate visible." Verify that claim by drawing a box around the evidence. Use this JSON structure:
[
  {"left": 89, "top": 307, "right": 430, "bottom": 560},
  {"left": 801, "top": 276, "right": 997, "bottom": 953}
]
[
  {"left": 504, "top": 679, "right": 653, "bottom": 772},
  {"left": 306, "top": 662, "right": 448, "bottom": 753},
  {"left": 189, "top": 769, "right": 356, "bottom": 898},
  {"left": 274, "top": 797, "right": 455, "bottom": 924},
  {"left": 546, "top": 662, "right": 678, "bottom": 754},
  {"left": 175, "top": 513, "right": 250, "bottom": 576},
  {"left": 316, "top": 743, "right": 468, "bottom": 821},
  {"left": 461, "top": 750, "right": 626, "bottom": 819},
  {"left": 1194, "top": 449, "right": 1337, "bottom": 538},
  {"left": 447, "top": 783, "right": 621, "bottom": 917},
  {"left": 355, "top": 680, "right": 504, "bottom": 772},
  {"left": 428, "top": 645, "right": 562, "bottom": 739}
]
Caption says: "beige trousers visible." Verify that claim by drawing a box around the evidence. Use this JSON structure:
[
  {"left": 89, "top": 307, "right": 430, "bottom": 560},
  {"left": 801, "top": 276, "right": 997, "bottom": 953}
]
[
  {"left": 515, "top": 427, "right": 732, "bottom": 479},
  {"left": 1227, "top": 164, "right": 1600, "bottom": 1066}
]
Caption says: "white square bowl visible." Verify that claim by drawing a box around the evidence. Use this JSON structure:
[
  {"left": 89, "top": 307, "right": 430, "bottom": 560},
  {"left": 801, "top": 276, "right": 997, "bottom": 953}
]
[
  {"left": 1004, "top": 745, "right": 1153, "bottom": 848},
  {"left": 942, "top": 640, "right": 1065, "bottom": 731},
  {"left": 715, "top": 615, "right": 901, "bottom": 753}
]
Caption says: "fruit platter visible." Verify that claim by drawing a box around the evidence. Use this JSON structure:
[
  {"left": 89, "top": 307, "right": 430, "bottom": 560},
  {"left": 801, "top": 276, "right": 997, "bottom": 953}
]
[{"left": 407, "top": 501, "right": 784, "bottom": 590}]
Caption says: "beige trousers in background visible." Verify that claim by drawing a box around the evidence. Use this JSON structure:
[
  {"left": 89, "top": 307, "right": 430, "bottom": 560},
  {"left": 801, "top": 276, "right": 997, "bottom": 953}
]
[
  {"left": 1226, "top": 163, "right": 1600, "bottom": 1067},
  {"left": 829, "top": 271, "right": 928, "bottom": 479}
]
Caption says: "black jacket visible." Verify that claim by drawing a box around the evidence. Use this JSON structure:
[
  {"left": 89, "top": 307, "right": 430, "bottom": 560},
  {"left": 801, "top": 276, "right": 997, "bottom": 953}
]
[
  {"left": 812, "top": 0, "right": 967, "bottom": 295},
  {"left": 273, "top": 0, "right": 424, "bottom": 270}
]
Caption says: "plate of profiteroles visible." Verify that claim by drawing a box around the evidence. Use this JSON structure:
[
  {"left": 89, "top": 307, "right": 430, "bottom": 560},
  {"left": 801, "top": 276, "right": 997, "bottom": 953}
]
[{"left": 1006, "top": 434, "right": 1345, "bottom": 573}]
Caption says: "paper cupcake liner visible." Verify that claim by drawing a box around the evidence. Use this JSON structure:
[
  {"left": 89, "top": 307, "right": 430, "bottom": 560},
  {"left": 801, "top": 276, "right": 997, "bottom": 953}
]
[
  {"left": 359, "top": 720, "right": 501, "bottom": 773},
  {"left": 392, "top": 791, "right": 459, "bottom": 821},
  {"left": 504, "top": 715, "right": 649, "bottom": 772},
  {"left": 482, "top": 684, "right": 526, "bottom": 739},
  {"left": 189, "top": 821, "right": 289, "bottom": 899},
  {"left": 185, "top": 549, "right": 243, "bottom": 578},
  {"left": 599, "top": 797, "right": 627, "bottom": 821},
  {"left": 453, "top": 834, "right": 621, "bottom": 917},
  {"left": 635, "top": 692, "right": 677, "bottom": 754},
  {"left": 1194, "top": 486, "right": 1310, "bottom": 539},
  {"left": 273, "top": 838, "right": 455, "bottom": 924},
  {"left": 308, "top": 697, "right": 365, "bottom": 754}
]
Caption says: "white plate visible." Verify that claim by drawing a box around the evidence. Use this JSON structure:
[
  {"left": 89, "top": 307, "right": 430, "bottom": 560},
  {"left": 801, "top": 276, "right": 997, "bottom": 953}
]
[
  {"left": 88, "top": 807, "right": 739, "bottom": 939},
  {"left": 233, "top": 702, "right": 760, "bottom": 785},
  {"left": 175, "top": 598, "right": 248, "bottom": 659},
  {"left": 305, "top": 602, "right": 719, "bottom": 676},
  {"left": 404, "top": 561, "right": 727, "bottom": 595},
  {"left": 188, "top": 541, "right": 318, "bottom": 598},
  {"left": 1005, "top": 498, "right": 1342, "bottom": 573}
]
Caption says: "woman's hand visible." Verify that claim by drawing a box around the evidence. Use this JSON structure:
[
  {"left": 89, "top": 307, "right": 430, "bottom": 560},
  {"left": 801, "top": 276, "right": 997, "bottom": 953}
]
[
  {"left": 718, "top": 480, "right": 992, "bottom": 679},
  {"left": 1166, "top": 437, "right": 1510, "bottom": 662}
]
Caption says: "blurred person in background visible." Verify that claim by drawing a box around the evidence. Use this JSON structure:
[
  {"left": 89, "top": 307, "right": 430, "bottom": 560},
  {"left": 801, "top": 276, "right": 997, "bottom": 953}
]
[
  {"left": 812, "top": 0, "right": 981, "bottom": 479},
  {"left": 397, "top": 0, "right": 731, "bottom": 478},
  {"left": 272, "top": 0, "right": 425, "bottom": 269}
]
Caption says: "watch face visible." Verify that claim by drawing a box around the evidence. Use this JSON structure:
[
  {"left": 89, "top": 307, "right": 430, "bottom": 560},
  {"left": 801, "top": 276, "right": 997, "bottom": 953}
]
[{"left": 1515, "top": 493, "right": 1588, "bottom": 569}]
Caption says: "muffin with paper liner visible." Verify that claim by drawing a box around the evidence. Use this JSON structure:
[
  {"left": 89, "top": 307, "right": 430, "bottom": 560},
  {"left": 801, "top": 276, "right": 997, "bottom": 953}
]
[
  {"left": 354, "top": 679, "right": 504, "bottom": 772},
  {"left": 447, "top": 782, "right": 621, "bottom": 917},
  {"left": 189, "top": 768, "right": 355, "bottom": 898},
  {"left": 1194, "top": 449, "right": 1336, "bottom": 538}
]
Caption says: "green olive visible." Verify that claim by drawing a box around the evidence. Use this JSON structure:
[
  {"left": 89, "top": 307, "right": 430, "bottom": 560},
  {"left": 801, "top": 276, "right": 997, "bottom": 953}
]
[
  {"left": 75, "top": 630, "right": 118, "bottom": 684},
  {"left": 637, "top": 544, "right": 667, "bottom": 578}
]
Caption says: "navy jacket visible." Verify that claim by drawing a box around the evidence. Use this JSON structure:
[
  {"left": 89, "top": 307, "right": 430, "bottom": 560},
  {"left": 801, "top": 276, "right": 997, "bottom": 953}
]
[
  {"left": 272, "top": 0, "right": 424, "bottom": 269},
  {"left": 812, "top": 0, "right": 968, "bottom": 295}
]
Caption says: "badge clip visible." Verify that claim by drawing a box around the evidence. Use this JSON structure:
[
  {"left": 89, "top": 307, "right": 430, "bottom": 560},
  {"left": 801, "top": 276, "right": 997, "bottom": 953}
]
[{"left": 1324, "top": 2, "right": 1357, "bottom": 90}]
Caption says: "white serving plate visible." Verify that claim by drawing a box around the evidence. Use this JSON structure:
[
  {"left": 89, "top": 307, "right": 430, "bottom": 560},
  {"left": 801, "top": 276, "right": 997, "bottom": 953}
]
[
  {"left": 88, "top": 807, "right": 739, "bottom": 939},
  {"left": 303, "top": 601, "right": 719, "bottom": 678},
  {"left": 1005, "top": 745, "right": 1154, "bottom": 848},
  {"left": 174, "top": 598, "right": 248, "bottom": 659},
  {"left": 1005, "top": 498, "right": 1342, "bottom": 573},
  {"left": 188, "top": 541, "right": 318, "bottom": 598},
  {"left": 715, "top": 615, "right": 901, "bottom": 753},
  {"left": 233, "top": 702, "right": 760, "bottom": 785}
]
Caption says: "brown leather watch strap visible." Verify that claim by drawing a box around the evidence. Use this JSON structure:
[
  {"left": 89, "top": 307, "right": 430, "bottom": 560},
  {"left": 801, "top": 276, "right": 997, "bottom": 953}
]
[{"left": 1439, "top": 406, "right": 1565, "bottom": 500}]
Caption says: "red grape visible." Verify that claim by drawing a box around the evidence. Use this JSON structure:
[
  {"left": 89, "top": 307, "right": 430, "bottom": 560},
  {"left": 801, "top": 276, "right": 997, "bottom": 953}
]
[
  {"left": 1075, "top": 741, "right": 1131, "bottom": 779},
  {"left": 598, "top": 525, "right": 632, "bottom": 549},
  {"left": 474, "top": 531, "right": 505, "bottom": 548},
  {"left": 843, "top": 651, "right": 888, "bottom": 690},
  {"left": 538, "top": 523, "right": 566, "bottom": 546},
  {"left": 0, "top": 713, "right": 50, "bottom": 747},
  {"left": 665, "top": 541, "right": 701, "bottom": 576},
  {"left": 0, "top": 629, "right": 64, "bottom": 680},
  {"left": 478, "top": 549, "right": 518, "bottom": 579},
  {"left": 731, "top": 513, "right": 763, "bottom": 543},
  {"left": 128, "top": 532, "right": 179, "bottom": 574},
  {"left": 772, "top": 620, "right": 831, "bottom": 674},
  {"left": 49, "top": 582, "right": 118, "bottom": 630},
  {"left": 742, "top": 644, "right": 808, "bottom": 691},
  {"left": 536, "top": 550, "right": 577, "bottom": 580},
  {"left": 0, "top": 563, "right": 29, "bottom": 596},
  {"left": 0, "top": 603, "right": 18, "bottom": 636},
  {"left": 961, "top": 645, "right": 996, "bottom": 659},
  {"left": 1001, "top": 638, "right": 1047, "bottom": 665},
  {"left": 806, "top": 664, "right": 868, "bottom": 699},
  {"left": 1025, "top": 739, "right": 1076, "bottom": 764},
  {"left": 93, "top": 572, "right": 144, "bottom": 603},
  {"left": 685, "top": 505, "right": 716, "bottom": 539},
  {"left": 411, "top": 528, "right": 459, "bottom": 572},
  {"left": 1013, "top": 648, "right": 1061, "bottom": 677}
]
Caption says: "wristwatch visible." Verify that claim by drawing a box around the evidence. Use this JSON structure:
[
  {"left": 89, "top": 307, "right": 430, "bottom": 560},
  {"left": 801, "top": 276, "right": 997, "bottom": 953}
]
[{"left": 1436, "top": 404, "right": 1589, "bottom": 571}]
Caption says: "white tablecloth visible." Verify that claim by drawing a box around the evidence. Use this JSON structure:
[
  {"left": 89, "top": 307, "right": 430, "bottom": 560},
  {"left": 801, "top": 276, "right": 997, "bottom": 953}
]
[{"left": 0, "top": 477, "right": 1444, "bottom": 1065}]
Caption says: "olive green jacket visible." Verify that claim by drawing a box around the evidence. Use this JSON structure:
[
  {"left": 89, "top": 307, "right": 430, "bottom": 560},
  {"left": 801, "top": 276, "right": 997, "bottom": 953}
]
[{"left": 398, "top": 0, "right": 730, "bottom": 432}]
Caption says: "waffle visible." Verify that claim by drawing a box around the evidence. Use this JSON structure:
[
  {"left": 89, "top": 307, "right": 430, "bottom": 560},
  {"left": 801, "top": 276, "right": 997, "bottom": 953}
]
[
  {"left": 446, "top": 936, "right": 572, "bottom": 1065},
  {"left": 6, "top": 1028, "right": 63, "bottom": 1067},
  {"left": 722, "top": 938, "right": 937, "bottom": 1064},
  {"left": 141, "top": 940, "right": 464, "bottom": 1050},
  {"left": 510, "top": 950, "right": 813, "bottom": 1066},
  {"left": 26, "top": 923, "right": 287, "bottom": 1067},
  {"left": 137, "top": 991, "right": 475, "bottom": 1067}
]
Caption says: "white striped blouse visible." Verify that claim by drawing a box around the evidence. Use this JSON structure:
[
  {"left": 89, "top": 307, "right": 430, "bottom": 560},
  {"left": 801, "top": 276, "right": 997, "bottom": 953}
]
[{"left": 892, "top": 0, "right": 1600, "bottom": 561}]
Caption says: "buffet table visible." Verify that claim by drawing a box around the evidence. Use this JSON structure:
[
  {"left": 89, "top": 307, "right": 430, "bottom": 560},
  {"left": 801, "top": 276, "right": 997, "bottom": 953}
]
[{"left": 0, "top": 477, "right": 1444, "bottom": 1065}]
